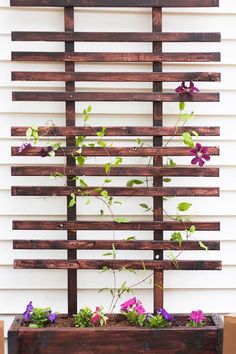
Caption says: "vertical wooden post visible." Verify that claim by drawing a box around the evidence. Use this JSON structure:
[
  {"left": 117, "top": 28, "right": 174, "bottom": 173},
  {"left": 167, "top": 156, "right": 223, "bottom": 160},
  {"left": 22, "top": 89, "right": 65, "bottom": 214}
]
[
  {"left": 152, "top": 7, "right": 164, "bottom": 311},
  {"left": 64, "top": 6, "right": 77, "bottom": 316},
  {"left": 0, "top": 321, "right": 4, "bottom": 354}
]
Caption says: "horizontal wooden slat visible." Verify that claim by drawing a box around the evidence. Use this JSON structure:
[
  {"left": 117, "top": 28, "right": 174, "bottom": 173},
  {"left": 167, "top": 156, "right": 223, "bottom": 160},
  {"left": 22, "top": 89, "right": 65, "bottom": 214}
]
[
  {"left": 11, "top": 71, "right": 221, "bottom": 83},
  {"left": 14, "top": 259, "right": 222, "bottom": 271},
  {"left": 11, "top": 52, "right": 221, "bottom": 63},
  {"left": 12, "top": 146, "right": 220, "bottom": 157},
  {"left": 11, "top": 165, "right": 219, "bottom": 177},
  {"left": 13, "top": 240, "right": 220, "bottom": 250},
  {"left": 12, "top": 221, "right": 220, "bottom": 231},
  {"left": 12, "top": 92, "right": 220, "bottom": 102},
  {"left": 11, "top": 126, "right": 220, "bottom": 137},
  {"left": 11, "top": 32, "right": 221, "bottom": 43},
  {"left": 11, "top": 186, "right": 220, "bottom": 197},
  {"left": 10, "top": 0, "right": 220, "bottom": 8}
]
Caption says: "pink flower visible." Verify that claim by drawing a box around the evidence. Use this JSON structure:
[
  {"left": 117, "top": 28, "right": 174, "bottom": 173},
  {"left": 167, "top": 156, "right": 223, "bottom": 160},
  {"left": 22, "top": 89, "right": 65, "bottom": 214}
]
[
  {"left": 190, "top": 310, "right": 205, "bottom": 324},
  {"left": 134, "top": 304, "right": 145, "bottom": 315},
  {"left": 120, "top": 297, "right": 137, "bottom": 312},
  {"left": 175, "top": 81, "right": 200, "bottom": 95},
  {"left": 91, "top": 313, "right": 101, "bottom": 325},
  {"left": 190, "top": 143, "right": 211, "bottom": 167}
]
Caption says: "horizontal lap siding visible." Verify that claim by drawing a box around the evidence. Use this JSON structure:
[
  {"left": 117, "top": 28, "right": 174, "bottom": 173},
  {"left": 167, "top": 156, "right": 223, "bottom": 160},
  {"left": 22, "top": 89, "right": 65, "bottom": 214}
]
[{"left": 0, "top": 2, "right": 235, "bottom": 351}]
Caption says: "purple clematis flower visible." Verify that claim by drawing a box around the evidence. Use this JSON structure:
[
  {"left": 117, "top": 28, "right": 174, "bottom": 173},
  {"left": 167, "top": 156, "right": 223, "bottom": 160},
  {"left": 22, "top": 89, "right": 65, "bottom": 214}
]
[
  {"left": 47, "top": 311, "right": 58, "bottom": 323},
  {"left": 40, "top": 146, "right": 53, "bottom": 157},
  {"left": 158, "top": 308, "right": 174, "bottom": 322},
  {"left": 190, "top": 143, "right": 211, "bottom": 167},
  {"left": 23, "top": 301, "right": 34, "bottom": 321},
  {"left": 17, "top": 143, "right": 32, "bottom": 154},
  {"left": 190, "top": 310, "right": 205, "bottom": 324},
  {"left": 175, "top": 81, "right": 199, "bottom": 95}
]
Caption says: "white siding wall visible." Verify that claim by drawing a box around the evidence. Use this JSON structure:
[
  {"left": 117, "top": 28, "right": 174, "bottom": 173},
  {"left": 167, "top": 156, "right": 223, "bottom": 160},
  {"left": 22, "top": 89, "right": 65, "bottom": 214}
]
[{"left": 0, "top": 0, "right": 236, "bottom": 351}]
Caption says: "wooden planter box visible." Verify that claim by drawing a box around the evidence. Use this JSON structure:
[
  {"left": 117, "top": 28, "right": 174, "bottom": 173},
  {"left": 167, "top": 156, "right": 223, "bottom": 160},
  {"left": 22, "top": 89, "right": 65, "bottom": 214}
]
[{"left": 8, "top": 314, "right": 223, "bottom": 354}]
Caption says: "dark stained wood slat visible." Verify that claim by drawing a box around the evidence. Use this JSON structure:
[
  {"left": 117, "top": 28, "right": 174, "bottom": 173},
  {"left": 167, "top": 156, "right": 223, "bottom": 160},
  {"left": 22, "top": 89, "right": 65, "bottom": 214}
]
[
  {"left": 13, "top": 240, "right": 220, "bottom": 250},
  {"left": 10, "top": 0, "right": 220, "bottom": 8},
  {"left": 12, "top": 92, "right": 220, "bottom": 102},
  {"left": 11, "top": 165, "right": 219, "bottom": 177},
  {"left": 12, "top": 71, "right": 221, "bottom": 82},
  {"left": 12, "top": 52, "right": 221, "bottom": 63},
  {"left": 11, "top": 126, "right": 220, "bottom": 137},
  {"left": 11, "top": 186, "right": 220, "bottom": 197},
  {"left": 12, "top": 221, "right": 220, "bottom": 231},
  {"left": 11, "top": 32, "right": 221, "bottom": 42},
  {"left": 12, "top": 146, "right": 220, "bottom": 157},
  {"left": 14, "top": 259, "right": 222, "bottom": 271}
]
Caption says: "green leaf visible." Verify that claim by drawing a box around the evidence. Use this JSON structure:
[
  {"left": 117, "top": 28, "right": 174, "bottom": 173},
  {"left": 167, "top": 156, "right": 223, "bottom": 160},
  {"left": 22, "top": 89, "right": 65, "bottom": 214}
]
[
  {"left": 136, "top": 138, "right": 144, "bottom": 147},
  {"left": 52, "top": 143, "right": 61, "bottom": 151},
  {"left": 180, "top": 112, "right": 194, "bottom": 121},
  {"left": 96, "top": 127, "right": 106, "bottom": 137},
  {"left": 171, "top": 232, "right": 183, "bottom": 246},
  {"left": 126, "top": 236, "right": 136, "bottom": 241},
  {"left": 29, "top": 324, "right": 39, "bottom": 328},
  {"left": 113, "top": 157, "right": 122, "bottom": 167},
  {"left": 179, "top": 102, "right": 185, "bottom": 111},
  {"left": 76, "top": 155, "right": 85, "bottom": 166},
  {"left": 69, "top": 193, "right": 76, "bottom": 208},
  {"left": 178, "top": 202, "right": 192, "bottom": 212},
  {"left": 199, "top": 241, "right": 208, "bottom": 251},
  {"left": 104, "top": 163, "right": 111, "bottom": 174},
  {"left": 75, "top": 136, "right": 86, "bottom": 147},
  {"left": 139, "top": 203, "right": 151, "bottom": 212},
  {"left": 126, "top": 179, "right": 144, "bottom": 187},
  {"left": 26, "top": 127, "right": 33, "bottom": 140},
  {"left": 163, "top": 178, "right": 172, "bottom": 183},
  {"left": 87, "top": 105, "right": 92, "bottom": 113},
  {"left": 85, "top": 197, "right": 91, "bottom": 205},
  {"left": 104, "top": 179, "right": 112, "bottom": 183},
  {"left": 182, "top": 132, "right": 194, "bottom": 148},
  {"left": 101, "top": 190, "right": 109, "bottom": 199},
  {"left": 192, "top": 130, "right": 199, "bottom": 137},
  {"left": 79, "top": 179, "right": 88, "bottom": 188},
  {"left": 88, "top": 143, "right": 95, "bottom": 147},
  {"left": 102, "top": 252, "right": 113, "bottom": 257},
  {"left": 189, "top": 225, "right": 196, "bottom": 234},
  {"left": 114, "top": 217, "right": 129, "bottom": 224},
  {"left": 48, "top": 150, "right": 56, "bottom": 157},
  {"left": 50, "top": 172, "right": 64, "bottom": 179},
  {"left": 167, "top": 159, "right": 177, "bottom": 168}
]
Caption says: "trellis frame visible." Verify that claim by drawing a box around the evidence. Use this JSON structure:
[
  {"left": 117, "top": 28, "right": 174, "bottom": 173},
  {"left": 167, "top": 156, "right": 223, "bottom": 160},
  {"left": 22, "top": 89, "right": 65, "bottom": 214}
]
[{"left": 10, "top": 0, "right": 221, "bottom": 317}]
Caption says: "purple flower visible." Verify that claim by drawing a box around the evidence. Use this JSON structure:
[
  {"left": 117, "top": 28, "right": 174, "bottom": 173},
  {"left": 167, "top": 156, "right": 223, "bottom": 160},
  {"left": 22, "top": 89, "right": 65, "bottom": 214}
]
[
  {"left": 47, "top": 311, "right": 58, "bottom": 323},
  {"left": 158, "top": 308, "right": 174, "bottom": 322},
  {"left": 40, "top": 146, "right": 53, "bottom": 157},
  {"left": 190, "top": 143, "right": 211, "bottom": 167},
  {"left": 17, "top": 143, "right": 32, "bottom": 154},
  {"left": 175, "top": 81, "right": 199, "bottom": 95},
  {"left": 23, "top": 301, "right": 34, "bottom": 321},
  {"left": 134, "top": 304, "right": 146, "bottom": 315},
  {"left": 120, "top": 297, "right": 138, "bottom": 312},
  {"left": 190, "top": 310, "right": 205, "bottom": 324}
]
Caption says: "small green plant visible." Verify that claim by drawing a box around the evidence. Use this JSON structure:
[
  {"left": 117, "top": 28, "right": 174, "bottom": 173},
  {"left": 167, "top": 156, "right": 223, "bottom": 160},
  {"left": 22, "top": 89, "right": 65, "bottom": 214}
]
[
  {"left": 23, "top": 302, "right": 57, "bottom": 328},
  {"left": 74, "top": 307, "right": 93, "bottom": 328},
  {"left": 74, "top": 306, "right": 108, "bottom": 327}
]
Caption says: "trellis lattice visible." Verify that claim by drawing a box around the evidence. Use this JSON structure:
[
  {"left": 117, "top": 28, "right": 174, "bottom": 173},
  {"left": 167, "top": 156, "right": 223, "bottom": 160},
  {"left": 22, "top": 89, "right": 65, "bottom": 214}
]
[{"left": 11, "top": 0, "right": 221, "bottom": 316}]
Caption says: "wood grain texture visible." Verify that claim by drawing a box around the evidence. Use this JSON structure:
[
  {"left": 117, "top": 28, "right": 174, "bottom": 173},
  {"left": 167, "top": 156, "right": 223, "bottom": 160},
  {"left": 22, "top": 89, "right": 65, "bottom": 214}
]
[
  {"left": 12, "top": 146, "right": 220, "bottom": 157},
  {"left": 12, "top": 220, "right": 220, "bottom": 231},
  {"left": 11, "top": 32, "right": 221, "bottom": 42},
  {"left": 10, "top": 0, "right": 220, "bottom": 7},
  {"left": 8, "top": 314, "right": 223, "bottom": 354},
  {"left": 11, "top": 165, "right": 220, "bottom": 177},
  {"left": 12, "top": 51, "right": 221, "bottom": 63},
  {"left": 14, "top": 259, "right": 222, "bottom": 271},
  {"left": 11, "top": 126, "right": 220, "bottom": 137},
  {"left": 11, "top": 186, "right": 220, "bottom": 197},
  {"left": 12, "top": 91, "right": 220, "bottom": 102},
  {"left": 12, "top": 71, "right": 221, "bottom": 82},
  {"left": 13, "top": 240, "right": 220, "bottom": 251}
]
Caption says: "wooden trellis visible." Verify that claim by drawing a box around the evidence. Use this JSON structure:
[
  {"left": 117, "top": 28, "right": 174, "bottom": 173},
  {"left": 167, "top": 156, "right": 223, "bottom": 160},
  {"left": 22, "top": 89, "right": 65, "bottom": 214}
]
[{"left": 11, "top": 0, "right": 221, "bottom": 317}]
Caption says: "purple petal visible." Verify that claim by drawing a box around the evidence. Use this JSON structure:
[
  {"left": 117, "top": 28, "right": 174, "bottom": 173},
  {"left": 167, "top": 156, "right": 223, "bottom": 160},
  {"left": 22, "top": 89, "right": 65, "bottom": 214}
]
[
  {"left": 195, "top": 143, "right": 202, "bottom": 151},
  {"left": 202, "top": 154, "right": 211, "bottom": 161},
  {"left": 191, "top": 157, "right": 200, "bottom": 165},
  {"left": 201, "top": 146, "right": 208, "bottom": 154},
  {"left": 190, "top": 148, "right": 197, "bottom": 155},
  {"left": 199, "top": 158, "right": 205, "bottom": 167},
  {"left": 17, "top": 143, "right": 32, "bottom": 154},
  {"left": 175, "top": 86, "right": 185, "bottom": 94},
  {"left": 47, "top": 312, "right": 58, "bottom": 323}
]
